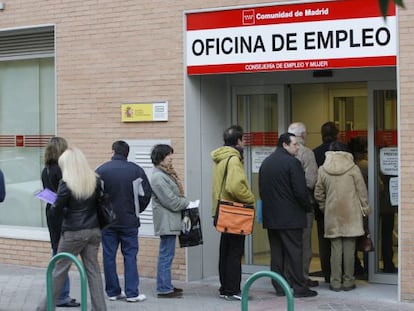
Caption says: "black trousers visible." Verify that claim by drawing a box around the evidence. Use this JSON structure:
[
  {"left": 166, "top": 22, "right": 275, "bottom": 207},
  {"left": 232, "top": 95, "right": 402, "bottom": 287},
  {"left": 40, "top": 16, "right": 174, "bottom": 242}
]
[
  {"left": 316, "top": 216, "right": 331, "bottom": 282},
  {"left": 381, "top": 212, "right": 396, "bottom": 272},
  {"left": 46, "top": 205, "right": 64, "bottom": 252},
  {"left": 218, "top": 233, "right": 245, "bottom": 296},
  {"left": 267, "top": 228, "right": 307, "bottom": 294}
]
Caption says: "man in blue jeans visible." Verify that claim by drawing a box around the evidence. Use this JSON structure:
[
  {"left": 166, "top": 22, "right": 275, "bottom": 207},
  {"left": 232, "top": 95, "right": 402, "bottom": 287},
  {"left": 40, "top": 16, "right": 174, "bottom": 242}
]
[{"left": 96, "top": 141, "right": 152, "bottom": 303}]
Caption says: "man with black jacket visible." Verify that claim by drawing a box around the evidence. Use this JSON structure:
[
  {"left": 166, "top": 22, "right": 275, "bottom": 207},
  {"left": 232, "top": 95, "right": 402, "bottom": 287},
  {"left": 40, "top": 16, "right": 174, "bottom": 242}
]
[
  {"left": 96, "top": 140, "right": 152, "bottom": 303},
  {"left": 313, "top": 121, "right": 339, "bottom": 283},
  {"left": 259, "top": 133, "right": 317, "bottom": 298}
]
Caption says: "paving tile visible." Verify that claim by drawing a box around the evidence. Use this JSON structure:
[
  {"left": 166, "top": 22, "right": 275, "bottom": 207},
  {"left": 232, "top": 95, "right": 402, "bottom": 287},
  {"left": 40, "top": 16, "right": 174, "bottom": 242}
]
[{"left": 0, "top": 263, "right": 413, "bottom": 311}]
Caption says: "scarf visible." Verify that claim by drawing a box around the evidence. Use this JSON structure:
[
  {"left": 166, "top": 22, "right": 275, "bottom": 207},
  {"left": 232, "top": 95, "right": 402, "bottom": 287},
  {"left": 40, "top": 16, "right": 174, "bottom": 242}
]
[{"left": 157, "top": 163, "right": 185, "bottom": 196}]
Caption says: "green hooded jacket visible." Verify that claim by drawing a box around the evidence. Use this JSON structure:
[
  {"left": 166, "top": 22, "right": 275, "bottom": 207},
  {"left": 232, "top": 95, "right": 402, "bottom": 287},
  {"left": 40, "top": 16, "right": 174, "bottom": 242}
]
[{"left": 211, "top": 146, "right": 255, "bottom": 217}]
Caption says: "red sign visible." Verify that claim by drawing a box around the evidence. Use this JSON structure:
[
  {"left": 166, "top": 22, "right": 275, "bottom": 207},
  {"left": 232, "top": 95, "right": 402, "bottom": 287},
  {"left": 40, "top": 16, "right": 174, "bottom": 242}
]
[
  {"left": 186, "top": 0, "right": 396, "bottom": 75},
  {"left": 15, "top": 135, "right": 24, "bottom": 147}
]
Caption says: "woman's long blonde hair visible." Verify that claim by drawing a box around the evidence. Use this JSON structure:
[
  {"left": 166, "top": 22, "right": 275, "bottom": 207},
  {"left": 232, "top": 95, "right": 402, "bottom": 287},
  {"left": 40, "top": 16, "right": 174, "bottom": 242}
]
[{"left": 58, "top": 148, "right": 97, "bottom": 199}]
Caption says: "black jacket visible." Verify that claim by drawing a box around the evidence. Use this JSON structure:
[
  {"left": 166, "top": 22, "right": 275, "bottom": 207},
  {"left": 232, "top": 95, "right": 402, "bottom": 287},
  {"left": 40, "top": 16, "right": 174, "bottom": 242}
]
[
  {"left": 313, "top": 142, "right": 331, "bottom": 167},
  {"left": 313, "top": 141, "right": 331, "bottom": 220},
  {"left": 54, "top": 180, "right": 100, "bottom": 232},
  {"left": 259, "top": 147, "right": 310, "bottom": 229},
  {"left": 41, "top": 163, "right": 64, "bottom": 249}
]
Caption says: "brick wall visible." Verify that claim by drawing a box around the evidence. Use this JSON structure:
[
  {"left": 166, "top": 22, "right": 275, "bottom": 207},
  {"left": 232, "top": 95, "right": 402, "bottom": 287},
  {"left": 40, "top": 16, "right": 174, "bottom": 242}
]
[
  {"left": 0, "top": 237, "right": 185, "bottom": 281},
  {"left": 396, "top": 3, "right": 414, "bottom": 302}
]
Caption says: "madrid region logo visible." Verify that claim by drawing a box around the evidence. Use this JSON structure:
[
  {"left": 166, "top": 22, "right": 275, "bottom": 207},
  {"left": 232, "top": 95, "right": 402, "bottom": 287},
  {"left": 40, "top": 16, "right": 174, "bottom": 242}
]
[{"left": 242, "top": 9, "right": 255, "bottom": 25}]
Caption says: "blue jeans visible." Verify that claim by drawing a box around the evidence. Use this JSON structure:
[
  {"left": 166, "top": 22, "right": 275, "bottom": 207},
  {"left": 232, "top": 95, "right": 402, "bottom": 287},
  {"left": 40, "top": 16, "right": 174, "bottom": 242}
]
[
  {"left": 157, "top": 235, "right": 176, "bottom": 294},
  {"left": 102, "top": 227, "right": 139, "bottom": 298}
]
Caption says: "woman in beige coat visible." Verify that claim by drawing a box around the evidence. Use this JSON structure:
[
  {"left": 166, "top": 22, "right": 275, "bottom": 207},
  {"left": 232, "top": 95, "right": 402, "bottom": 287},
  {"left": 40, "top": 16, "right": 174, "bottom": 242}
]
[{"left": 314, "top": 142, "right": 370, "bottom": 292}]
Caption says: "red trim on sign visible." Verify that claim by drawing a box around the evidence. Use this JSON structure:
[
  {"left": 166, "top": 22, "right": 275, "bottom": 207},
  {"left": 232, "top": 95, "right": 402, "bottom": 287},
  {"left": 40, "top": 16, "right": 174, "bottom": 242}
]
[
  {"left": 244, "top": 132, "right": 278, "bottom": 146},
  {"left": 0, "top": 135, "right": 54, "bottom": 148},
  {"left": 186, "top": 0, "right": 395, "bottom": 30},
  {"left": 0, "top": 135, "right": 16, "bottom": 147},
  {"left": 338, "top": 130, "right": 397, "bottom": 147},
  {"left": 24, "top": 135, "right": 54, "bottom": 147},
  {"left": 375, "top": 130, "right": 397, "bottom": 147},
  {"left": 187, "top": 56, "right": 396, "bottom": 75}
]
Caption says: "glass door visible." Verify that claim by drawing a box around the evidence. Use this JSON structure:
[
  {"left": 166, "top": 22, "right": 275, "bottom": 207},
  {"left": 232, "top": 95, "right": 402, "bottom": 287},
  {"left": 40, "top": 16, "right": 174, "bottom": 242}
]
[
  {"left": 232, "top": 85, "right": 285, "bottom": 272},
  {"left": 368, "top": 81, "right": 398, "bottom": 284}
]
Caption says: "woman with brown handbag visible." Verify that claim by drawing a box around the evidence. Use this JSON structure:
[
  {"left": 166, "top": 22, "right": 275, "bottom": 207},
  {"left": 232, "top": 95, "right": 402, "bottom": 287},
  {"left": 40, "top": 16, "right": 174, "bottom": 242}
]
[{"left": 315, "top": 142, "right": 371, "bottom": 292}]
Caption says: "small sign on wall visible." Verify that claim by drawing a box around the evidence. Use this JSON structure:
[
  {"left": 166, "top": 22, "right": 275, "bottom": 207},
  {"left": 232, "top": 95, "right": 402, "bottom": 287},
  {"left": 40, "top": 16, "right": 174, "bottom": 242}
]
[{"left": 121, "top": 101, "right": 168, "bottom": 122}]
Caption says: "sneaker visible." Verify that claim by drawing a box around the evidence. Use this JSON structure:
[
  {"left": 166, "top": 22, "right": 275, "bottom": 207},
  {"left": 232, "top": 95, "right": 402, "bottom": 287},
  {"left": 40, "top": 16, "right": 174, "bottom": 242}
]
[
  {"left": 224, "top": 294, "right": 242, "bottom": 301},
  {"left": 293, "top": 289, "right": 318, "bottom": 298},
  {"left": 219, "top": 294, "right": 227, "bottom": 299},
  {"left": 126, "top": 294, "right": 146, "bottom": 302},
  {"left": 108, "top": 291, "right": 126, "bottom": 301},
  {"left": 157, "top": 291, "right": 183, "bottom": 298},
  {"left": 173, "top": 287, "right": 183, "bottom": 293}
]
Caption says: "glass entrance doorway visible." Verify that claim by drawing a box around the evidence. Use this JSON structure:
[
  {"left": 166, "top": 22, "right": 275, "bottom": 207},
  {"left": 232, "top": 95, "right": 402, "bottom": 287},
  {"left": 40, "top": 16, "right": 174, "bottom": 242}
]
[
  {"left": 232, "top": 81, "right": 398, "bottom": 284},
  {"left": 232, "top": 85, "right": 283, "bottom": 272}
]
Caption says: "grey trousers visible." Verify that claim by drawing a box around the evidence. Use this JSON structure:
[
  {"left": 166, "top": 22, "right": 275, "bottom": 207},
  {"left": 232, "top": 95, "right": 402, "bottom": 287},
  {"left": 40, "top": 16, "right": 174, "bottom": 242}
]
[
  {"left": 37, "top": 228, "right": 107, "bottom": 311},
  {"left": 302, "top": 212, "right": 314, "bottom": 279},
  {"left": 330, "top": 237, "right": 356, "bottom": 289}
]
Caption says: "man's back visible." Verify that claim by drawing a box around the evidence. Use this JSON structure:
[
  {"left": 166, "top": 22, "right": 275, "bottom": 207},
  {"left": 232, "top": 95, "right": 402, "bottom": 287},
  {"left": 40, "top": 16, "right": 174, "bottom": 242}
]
[
  {"left": 259, "top": 148, "right": 309, "bottom": 229},
  {"left": 313, "top": 142, "right": 331, "bottom": 167},
  {"left": 296, "top": 144, "right": 318, "bottom": 189},
  {"left": 96, "top": 155, "right": 151, "bottom": 227}
]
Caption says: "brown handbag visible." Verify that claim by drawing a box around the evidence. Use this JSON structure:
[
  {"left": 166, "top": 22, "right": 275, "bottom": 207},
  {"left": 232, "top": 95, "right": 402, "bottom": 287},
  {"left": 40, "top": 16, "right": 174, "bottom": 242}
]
[
  {"left": 357, "top": 218, "right": 374, "bottom": 252},
  {"left": 357, "top": 203, "right": 374, "bottom": 252},
  {"left": 214, "top": 156, "right": 255, "bottom": 235}
]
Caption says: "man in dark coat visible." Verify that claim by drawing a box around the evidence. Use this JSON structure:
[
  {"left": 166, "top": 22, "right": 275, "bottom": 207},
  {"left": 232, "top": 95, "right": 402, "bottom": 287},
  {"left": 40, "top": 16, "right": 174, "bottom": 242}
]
[
  {"left": 313, "top": 121, "right": 339, "bottom": 283},
  {"left": 259, "top": 132, "right": 317, "bottom": 298}
]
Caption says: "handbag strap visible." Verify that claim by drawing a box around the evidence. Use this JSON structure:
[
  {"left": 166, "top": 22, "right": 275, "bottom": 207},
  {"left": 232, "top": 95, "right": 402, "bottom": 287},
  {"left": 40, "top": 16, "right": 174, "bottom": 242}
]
[{"left": 218, "top": 156, "right": 234, "bottom": 200}]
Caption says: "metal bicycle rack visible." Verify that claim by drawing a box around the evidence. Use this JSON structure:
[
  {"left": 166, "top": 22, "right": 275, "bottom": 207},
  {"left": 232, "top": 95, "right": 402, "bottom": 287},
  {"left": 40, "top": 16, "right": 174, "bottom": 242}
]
[
  {"left": 46, "top": 252, "right": 87, "bottom": 311},
  {"left": 241, "top": 271, "right": 294, "bottom": 311}
]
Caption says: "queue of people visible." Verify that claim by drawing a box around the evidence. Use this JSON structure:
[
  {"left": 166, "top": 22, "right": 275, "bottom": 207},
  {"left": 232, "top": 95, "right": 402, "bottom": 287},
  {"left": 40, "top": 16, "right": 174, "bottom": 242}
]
[
  {"left": 34, "top": 120, "right": 375, "bottom": 308},
  {"left": 35, "top": 139, "right": 197, "bottom": 309}
]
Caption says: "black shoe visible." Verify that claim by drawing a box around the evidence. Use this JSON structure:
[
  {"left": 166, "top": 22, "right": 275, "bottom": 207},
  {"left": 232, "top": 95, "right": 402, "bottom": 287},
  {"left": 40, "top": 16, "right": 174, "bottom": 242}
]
[
  {"left": 173, "top": 287, "right": 183, "bottom": 293},
  {"left": 306, "top": 279, "right": 319, "bottom": 287},
  {"left": 383, "top": 267, "right": 398, "bottom": 273},
  {"left": 275, "top": 291, "right": 286, "bottom": 297},
  {"left": 157, "top": 291, "right": 183, "bottom": 298},
  {"left": 56, "top": 300, "right": 81, "bottom": 307},
  {"left": 293, "top": 289, "right": 318, "bottom": 298}
]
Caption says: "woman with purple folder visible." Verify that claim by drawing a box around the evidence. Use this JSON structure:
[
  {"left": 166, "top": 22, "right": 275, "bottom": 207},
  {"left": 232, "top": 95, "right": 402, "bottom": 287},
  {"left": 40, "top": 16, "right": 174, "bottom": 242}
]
[{"left": 40, "top": 137, "right": 80, "bottom": 308}]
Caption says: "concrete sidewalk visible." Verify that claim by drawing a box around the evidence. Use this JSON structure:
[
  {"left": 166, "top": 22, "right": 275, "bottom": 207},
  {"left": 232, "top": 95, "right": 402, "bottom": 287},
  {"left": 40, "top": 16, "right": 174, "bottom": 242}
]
[{"left": 0, "top": 263, "right": 413, "bottom": 311}]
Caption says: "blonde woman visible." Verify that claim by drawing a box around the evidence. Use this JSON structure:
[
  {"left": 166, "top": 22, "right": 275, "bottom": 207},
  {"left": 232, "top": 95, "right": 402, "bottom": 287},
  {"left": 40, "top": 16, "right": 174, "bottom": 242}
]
[{"left": 36, "top": 148, "right": 107, "bottom": 311}]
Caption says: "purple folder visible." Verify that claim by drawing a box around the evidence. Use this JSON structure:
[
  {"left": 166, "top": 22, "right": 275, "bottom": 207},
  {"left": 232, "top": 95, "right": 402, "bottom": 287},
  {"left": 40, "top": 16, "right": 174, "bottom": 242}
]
[{"left": 34, "top": 188, "right": 57, "bottom": 205}]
